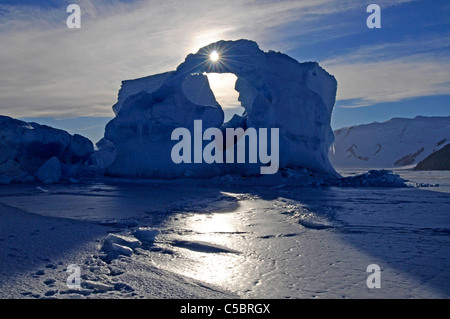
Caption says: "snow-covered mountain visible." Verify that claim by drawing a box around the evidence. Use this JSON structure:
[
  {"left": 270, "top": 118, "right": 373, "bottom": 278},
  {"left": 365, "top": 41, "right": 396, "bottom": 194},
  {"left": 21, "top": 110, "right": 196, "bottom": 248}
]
[{"left": 329, "top": 116, "right": 450, "bottom": 169}]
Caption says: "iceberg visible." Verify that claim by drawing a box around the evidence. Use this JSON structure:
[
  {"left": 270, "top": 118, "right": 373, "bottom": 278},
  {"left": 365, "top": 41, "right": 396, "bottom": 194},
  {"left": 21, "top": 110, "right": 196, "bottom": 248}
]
[
  {"left": 0, "top": 115, "right": 94, "bottom": 182},
  {"left": 88, "top": 138, "right": 117, "bottom": 170},
  {"left": 102, "top": 39, "right": 339, "bottom": 178},
  {"left": 333, "top": 169, "right": 407, "bottom": 188}
]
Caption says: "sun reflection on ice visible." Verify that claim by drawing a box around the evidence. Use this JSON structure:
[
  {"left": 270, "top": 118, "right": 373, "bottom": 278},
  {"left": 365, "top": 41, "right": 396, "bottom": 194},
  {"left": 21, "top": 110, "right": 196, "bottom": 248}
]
[
  {"left": 173, "top": 212, "right": 245, "bottom": 286},
  {"left": 189, "top": 212, "right": 235, "bottom": 234},
  {"left": 152, "top": 194, "right": 250, "bottom": 290}
]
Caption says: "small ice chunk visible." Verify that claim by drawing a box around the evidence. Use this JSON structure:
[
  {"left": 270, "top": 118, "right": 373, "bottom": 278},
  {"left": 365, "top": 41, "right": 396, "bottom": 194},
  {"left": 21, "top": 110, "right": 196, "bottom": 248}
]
[
  {"left": 133, "top": 227, "right": 159, "bottom": 243},
  {"left": 110, "top": 243, "right": 133, "bottom": 257},
  {"left": 35, "top": 156, "right": 61, "bottom": 184},
  {"left": 36, "top": 186, "right": 49, "bottom": 193},
  {"left": 105, "top": 233, "right": 141, "bottom": 249},
  {"left": 83, "top": 280, "right": 114, "bottom": 292}
]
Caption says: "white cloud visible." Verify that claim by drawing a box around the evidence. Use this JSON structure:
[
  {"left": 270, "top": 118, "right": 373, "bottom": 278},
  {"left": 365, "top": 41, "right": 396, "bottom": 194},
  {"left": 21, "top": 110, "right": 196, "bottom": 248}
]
[
  {"left": 0, "top": 0, "right": 336, "bottom": 118},
  {"left": 323, "top": 39, "right": 450, "bottom": 107},
  {"left": 0, "top": 0, "right": 434, "bottom": 118}
]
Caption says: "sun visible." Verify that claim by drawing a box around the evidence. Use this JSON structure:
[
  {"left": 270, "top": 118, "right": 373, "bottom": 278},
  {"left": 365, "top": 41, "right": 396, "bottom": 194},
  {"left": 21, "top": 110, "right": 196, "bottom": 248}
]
[{"left": 210, "top": 50, "right": 219, "bottom": 62}]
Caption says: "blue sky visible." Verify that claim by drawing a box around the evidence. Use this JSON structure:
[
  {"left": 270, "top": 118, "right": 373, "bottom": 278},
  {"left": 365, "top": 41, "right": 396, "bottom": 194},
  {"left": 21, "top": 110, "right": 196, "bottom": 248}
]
[{"left": 0, "top": 0, "right": 448, "bottom": 143}]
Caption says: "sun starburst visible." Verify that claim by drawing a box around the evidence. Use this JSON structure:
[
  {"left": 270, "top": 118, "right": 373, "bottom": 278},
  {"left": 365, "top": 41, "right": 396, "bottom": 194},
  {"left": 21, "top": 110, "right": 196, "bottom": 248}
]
[{"left": 210, "top": 50, "right": 219, "bottom": 62}]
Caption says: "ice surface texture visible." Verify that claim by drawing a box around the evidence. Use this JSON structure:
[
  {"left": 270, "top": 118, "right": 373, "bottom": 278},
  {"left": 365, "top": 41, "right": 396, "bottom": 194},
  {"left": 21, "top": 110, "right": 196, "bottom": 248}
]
[{"left": 103, "top": 39, "right": 338, "bottom": 178}]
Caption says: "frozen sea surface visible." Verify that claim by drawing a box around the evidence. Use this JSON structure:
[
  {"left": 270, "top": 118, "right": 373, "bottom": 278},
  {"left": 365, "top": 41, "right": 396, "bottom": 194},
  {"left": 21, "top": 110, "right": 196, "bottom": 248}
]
[{"left": 0, "top": 169, "right": 448, "bottom": 298}]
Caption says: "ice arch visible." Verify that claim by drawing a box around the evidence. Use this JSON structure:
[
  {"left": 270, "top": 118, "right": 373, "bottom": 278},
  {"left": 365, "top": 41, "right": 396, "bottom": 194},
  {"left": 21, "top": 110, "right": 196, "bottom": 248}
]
[{"left": 104, "top": 39, "right": 338, "bottom": 178}]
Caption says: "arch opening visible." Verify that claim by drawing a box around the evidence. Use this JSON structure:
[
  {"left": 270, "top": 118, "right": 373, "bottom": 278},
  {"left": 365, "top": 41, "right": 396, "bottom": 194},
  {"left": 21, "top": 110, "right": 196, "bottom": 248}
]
[{"left": 206, "top": 73, "right": 244, "bottom": 125}]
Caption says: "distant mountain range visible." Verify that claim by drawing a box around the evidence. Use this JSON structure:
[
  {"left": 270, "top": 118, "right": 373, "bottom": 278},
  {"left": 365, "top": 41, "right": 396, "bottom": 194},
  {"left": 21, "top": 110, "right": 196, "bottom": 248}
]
[
  {"left": 329, "top": 116, "right": 450, "bottom": 169},
  {"left": 415, "top": 143, "right": 450, "bottom": 170}
]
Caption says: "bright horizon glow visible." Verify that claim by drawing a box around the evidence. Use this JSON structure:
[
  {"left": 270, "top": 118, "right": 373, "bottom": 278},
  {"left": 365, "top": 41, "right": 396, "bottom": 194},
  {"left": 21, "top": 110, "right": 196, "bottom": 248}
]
[{"left": 210, "top": 50, "right": 219, "bottom": 62}]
